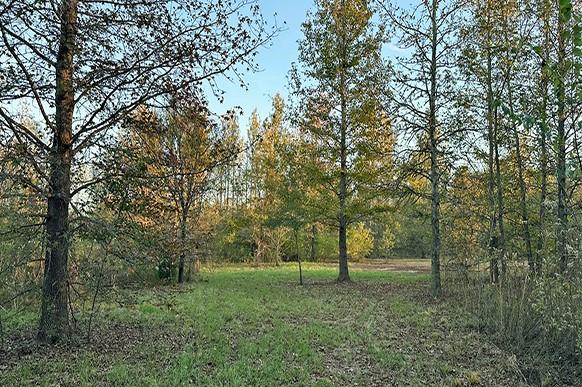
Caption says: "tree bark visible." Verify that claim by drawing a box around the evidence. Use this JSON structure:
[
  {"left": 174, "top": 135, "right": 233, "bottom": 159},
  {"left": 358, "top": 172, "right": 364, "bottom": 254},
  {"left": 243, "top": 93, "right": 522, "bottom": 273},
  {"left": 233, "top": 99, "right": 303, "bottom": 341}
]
[
  {"left": 508, "top": 82, "right": 534, "bottom": 272},
  {"left": 428, "top": 0, "right": 441, "bottom": 296},
  {"left": 338, "top": 217, "right": 349, "bottom": 282},
  {"left": 178, "top": 211, "right": 188, "bottom": 283},
  {"left": 38, "top": 0, "right": 78, "bottom": 343},
  {"left": 535, "top": 0, "right": 551, "bottom": 276},
  {"left": 493, "top": 107, "right": 506, "bottom": 278},
  {"left": 556, "top": 7, "right": 568, "bottom": 273},
  {"left": 295, "top": 229, "right": 303, "bottom": 286},
  {"left": 486, "top": 35, "right": 499, "bottom": 284},
  {"left": 337, "top": 106, "right": 349, "bottom": 280},
  {"left": 337, "top": 0, "right": 350, "bottom": 283}
]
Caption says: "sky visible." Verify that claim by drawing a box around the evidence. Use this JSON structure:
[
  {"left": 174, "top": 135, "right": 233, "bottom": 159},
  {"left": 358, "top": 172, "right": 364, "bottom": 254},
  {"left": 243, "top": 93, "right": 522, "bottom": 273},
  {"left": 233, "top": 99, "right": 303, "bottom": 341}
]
[
  {"left": 206, "top": 0, "right": 314, "bottom": 131},
  {"left": 206, "top": 0, "right": 412, "bottom": 133}
]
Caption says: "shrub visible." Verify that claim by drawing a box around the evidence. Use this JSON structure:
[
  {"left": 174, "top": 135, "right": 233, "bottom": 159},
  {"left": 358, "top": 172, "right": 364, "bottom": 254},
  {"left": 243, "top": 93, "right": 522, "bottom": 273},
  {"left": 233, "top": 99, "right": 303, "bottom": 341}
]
[{"left": 348, "top": 223, "right": 374, "bottom": 262}]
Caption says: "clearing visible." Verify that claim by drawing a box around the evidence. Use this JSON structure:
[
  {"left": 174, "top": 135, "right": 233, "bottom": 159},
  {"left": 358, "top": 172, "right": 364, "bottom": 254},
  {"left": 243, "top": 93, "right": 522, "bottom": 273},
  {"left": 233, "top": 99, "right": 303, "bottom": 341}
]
[{"left": 1, "top": 263, "right": 525, "bottom": 386}]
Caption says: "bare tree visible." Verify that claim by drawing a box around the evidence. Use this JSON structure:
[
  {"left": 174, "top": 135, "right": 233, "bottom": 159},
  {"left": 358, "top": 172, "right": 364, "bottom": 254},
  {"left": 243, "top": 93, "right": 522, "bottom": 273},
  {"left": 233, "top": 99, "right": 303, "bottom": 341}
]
[{"left": 379, "top": 0, "right": 463, "bottom": 295}]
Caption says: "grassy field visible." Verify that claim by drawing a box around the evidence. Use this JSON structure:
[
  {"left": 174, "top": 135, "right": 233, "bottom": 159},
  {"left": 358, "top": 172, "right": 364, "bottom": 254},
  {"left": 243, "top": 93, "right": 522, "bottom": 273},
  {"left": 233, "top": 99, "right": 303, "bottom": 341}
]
[{"left": 1, "top": 263, "right": 526, "bottom": 386}]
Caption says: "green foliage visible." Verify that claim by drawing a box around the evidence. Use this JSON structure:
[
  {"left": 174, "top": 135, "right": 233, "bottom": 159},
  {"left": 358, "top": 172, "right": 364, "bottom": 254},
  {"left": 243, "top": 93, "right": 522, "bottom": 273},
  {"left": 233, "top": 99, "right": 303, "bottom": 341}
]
[
  {"left": 211, "top": 207, "right": 255, "bottom": 263},
  {"left": 391, "top": 204, "right": 431, "bottom": 259},
  {"left": 291, "top": 0, "right": 395, "bottom": 247},
  {"left": 1, "top": 265, "right": 524, "bottom": 386},
  {"left": 348, "top": 223, "right": 374, "bottom": 261},
  {"left": 531, "top": 273, "right": 582, "bottom": 354},
  {"left": 156, "top": 258, "right": 176, "bottom": 280}
]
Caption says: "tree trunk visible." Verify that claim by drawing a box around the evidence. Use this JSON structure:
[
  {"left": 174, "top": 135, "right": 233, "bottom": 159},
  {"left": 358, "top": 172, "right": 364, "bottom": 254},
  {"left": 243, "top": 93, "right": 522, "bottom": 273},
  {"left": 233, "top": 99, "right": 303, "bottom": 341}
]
[
  {"left": 295, "top": 229, "right": 303, "bottom": 286},
  {"left": 493, "top": 107, "right": 506, "bottom": 278},
  {"left": 536, "top": 22, "right": 550, "bottom": 275},
  {"left": 556, "top": 9, "right": 568, "bottom": 273},
  {"left": 337, "top": 116, "right": 349, "bottom": 280},
  {"left": 337, "top": 2, "right": 350, "bottom": 283},
  {"left": 310, "top": 224, "right": 317, "bottom": 261},
  {"left": 536, "top": 0, "right": 551, "bottom": 276},
  {"left": 508, "top": 82, "right": 534, "bottom": 272},
  {"left": 38, "top": 0, "right": 78, "bottom": 343},
  {"left": 338, "top": 217, "right": 349, "bottom": 282},
  {"left": 178, "top": 211, "right": 188, "bottom": 283},
  {"left": 338, "top": 118, "right": 349, "bottom": 282},
  {"left": 486, "top": 40, "right": 499, "bottom": 284},
  {"left": 429, "top": 0, "right": 441, "bottom": 296}
]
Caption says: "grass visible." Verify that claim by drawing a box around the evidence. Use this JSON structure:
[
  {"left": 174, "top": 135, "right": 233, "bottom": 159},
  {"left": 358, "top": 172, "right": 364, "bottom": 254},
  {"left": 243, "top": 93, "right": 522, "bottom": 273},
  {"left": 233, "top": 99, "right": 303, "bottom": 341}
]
[{"left": 0, "top": 263, "right": 526, "bottom": 386}]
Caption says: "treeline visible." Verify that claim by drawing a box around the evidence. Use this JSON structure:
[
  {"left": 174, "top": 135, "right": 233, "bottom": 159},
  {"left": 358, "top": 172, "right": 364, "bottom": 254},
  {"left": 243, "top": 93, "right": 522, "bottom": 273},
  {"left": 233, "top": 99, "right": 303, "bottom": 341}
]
[{"left": 0, "top": 0, "right": 580, "bottom": 377}]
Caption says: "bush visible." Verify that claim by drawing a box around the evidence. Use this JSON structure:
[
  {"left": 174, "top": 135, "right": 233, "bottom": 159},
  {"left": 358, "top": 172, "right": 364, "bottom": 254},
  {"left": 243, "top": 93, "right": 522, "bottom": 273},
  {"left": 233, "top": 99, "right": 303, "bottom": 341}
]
[
  {"left": 157, "top": 258, "right": 176, "bottom": 280},
  {"left": 453, "top": 269, "right": 581, "bottom": 386},
  {"left": 348, "top": 223, "right": 374, "bottom": 262}
]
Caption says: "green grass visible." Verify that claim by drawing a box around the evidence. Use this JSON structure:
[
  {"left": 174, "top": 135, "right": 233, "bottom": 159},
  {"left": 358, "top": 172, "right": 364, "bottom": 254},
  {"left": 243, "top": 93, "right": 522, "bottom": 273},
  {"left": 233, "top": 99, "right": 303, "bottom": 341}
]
[{"left": 1, "top": 264, "right": 525, "bottom": 386}]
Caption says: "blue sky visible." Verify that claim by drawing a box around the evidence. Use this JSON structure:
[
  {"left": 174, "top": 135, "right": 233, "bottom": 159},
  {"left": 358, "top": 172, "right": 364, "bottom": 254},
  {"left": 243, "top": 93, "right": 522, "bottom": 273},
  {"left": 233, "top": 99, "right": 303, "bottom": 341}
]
[
  {"left": 207, "top": 0, "right": 412, "bottom": 132},
  {"left": 207, "top": 0, "right": 314, "bottom": 130}
]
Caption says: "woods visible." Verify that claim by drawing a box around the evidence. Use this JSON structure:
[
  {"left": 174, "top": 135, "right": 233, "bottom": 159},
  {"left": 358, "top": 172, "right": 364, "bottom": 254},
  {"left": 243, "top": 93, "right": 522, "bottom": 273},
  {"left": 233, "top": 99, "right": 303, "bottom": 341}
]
[{"left": 1, "top": 0, "right": 581, "bottom": 385}]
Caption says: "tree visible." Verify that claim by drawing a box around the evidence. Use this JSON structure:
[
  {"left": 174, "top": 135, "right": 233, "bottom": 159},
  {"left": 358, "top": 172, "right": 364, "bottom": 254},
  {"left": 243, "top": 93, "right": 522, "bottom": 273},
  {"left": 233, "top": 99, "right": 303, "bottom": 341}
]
[
  {"left": 117, "top": 101, "right": 236, "bottom": 283},
  {"left": 248, "top": 95, "right": 288, "bottom": 265},
  {"left": 459, "top": 0, "right": 520, "bottom": 283},
  {"left": 291, "top": 0, "right": 393, "bottom": 282},
  {"left": 380, "top": 0, "right": 463, "bottom": 295},
  {"left": 0, "top": 0, "right": 276, "bottom": 343},
  {"left": 268, "top": 117, "right": 317, "bottom": 285}
]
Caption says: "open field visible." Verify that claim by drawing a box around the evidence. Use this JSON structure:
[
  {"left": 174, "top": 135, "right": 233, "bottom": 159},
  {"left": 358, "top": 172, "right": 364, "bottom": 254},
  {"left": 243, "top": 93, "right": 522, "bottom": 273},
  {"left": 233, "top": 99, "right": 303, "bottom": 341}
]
[{"left": 1, "top": 264, "right": 526, "bottom": 386}]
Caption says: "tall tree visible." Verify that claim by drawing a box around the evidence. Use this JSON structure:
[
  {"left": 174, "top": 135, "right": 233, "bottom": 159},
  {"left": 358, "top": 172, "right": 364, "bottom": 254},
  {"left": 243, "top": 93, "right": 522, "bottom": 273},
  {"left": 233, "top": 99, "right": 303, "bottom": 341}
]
[
  {"left": 555, "top": 0, "right": 569, "bottom": 273},
  {"left": 291, "top": 0, "right": 393, "bottom": 282},
  {"left": 0, "top": 0, "right": 276, "bottom": 343},
  {"left": 460, "top": 0, "right": 518, "bottom": 282},
  {"left": 535, "top": 0, "right": 553, "bottom": 275},
  {"left": 380, "top": 0, "right": 462, "bottom": 295}
]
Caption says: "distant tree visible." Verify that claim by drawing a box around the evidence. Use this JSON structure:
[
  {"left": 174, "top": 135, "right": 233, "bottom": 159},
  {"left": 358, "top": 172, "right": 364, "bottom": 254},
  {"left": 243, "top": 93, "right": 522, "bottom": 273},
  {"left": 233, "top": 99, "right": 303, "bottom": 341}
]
[
  {"left": 113, "top": 101, "right": 237, "bottom": 283},
  {"left": 268, "top": 120, "right": 317, "bottom": 284},
  {"left": 248, "top": 95, "right": 288, "bottom": 265}
]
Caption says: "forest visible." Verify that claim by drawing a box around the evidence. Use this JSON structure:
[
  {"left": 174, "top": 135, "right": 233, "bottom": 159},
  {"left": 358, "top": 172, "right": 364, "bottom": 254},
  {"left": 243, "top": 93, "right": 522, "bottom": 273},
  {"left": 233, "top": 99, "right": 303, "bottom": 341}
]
[{"left": 0, "top": 0, "right": 581, "bottom": 385}]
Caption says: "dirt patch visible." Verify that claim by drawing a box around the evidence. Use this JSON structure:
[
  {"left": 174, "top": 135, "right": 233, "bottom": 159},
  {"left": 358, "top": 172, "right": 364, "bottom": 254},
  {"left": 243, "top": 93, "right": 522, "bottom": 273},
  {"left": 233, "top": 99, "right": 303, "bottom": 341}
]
[{"left": 316, "top": 259, "right": 431, "bottom": 273}]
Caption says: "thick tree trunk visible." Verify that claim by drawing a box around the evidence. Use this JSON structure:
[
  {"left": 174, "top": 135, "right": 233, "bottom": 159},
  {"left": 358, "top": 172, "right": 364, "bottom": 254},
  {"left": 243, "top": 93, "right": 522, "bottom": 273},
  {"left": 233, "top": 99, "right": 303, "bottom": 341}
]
[
  {"left": 429, "top": 0, "right": 441, "bottom": 296},
  {"left": 338, "top": 217, "right": 349, "bottom": 282},
  {"left": 38, "top": 0, "right": 78, "bottom": 343},
  {"left": 338, "top": 117, "right": 349, "bottom": 282},
  {"left": 338, "top": 113, "right": 349, "bottom": 282},
  {"left": 429, "top": 139, "right": 441, "bottom": 296}
]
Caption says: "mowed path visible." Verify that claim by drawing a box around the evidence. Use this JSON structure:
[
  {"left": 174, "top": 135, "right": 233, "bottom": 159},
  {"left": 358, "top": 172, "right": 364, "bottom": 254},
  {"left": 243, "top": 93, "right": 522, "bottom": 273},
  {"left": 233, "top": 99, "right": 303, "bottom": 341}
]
[
  {"left": 1, "top": 264, "right": 525, "bottom": 386},
  {"left": 318, "top": 258, "right": 431, "bottom": 273}
]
